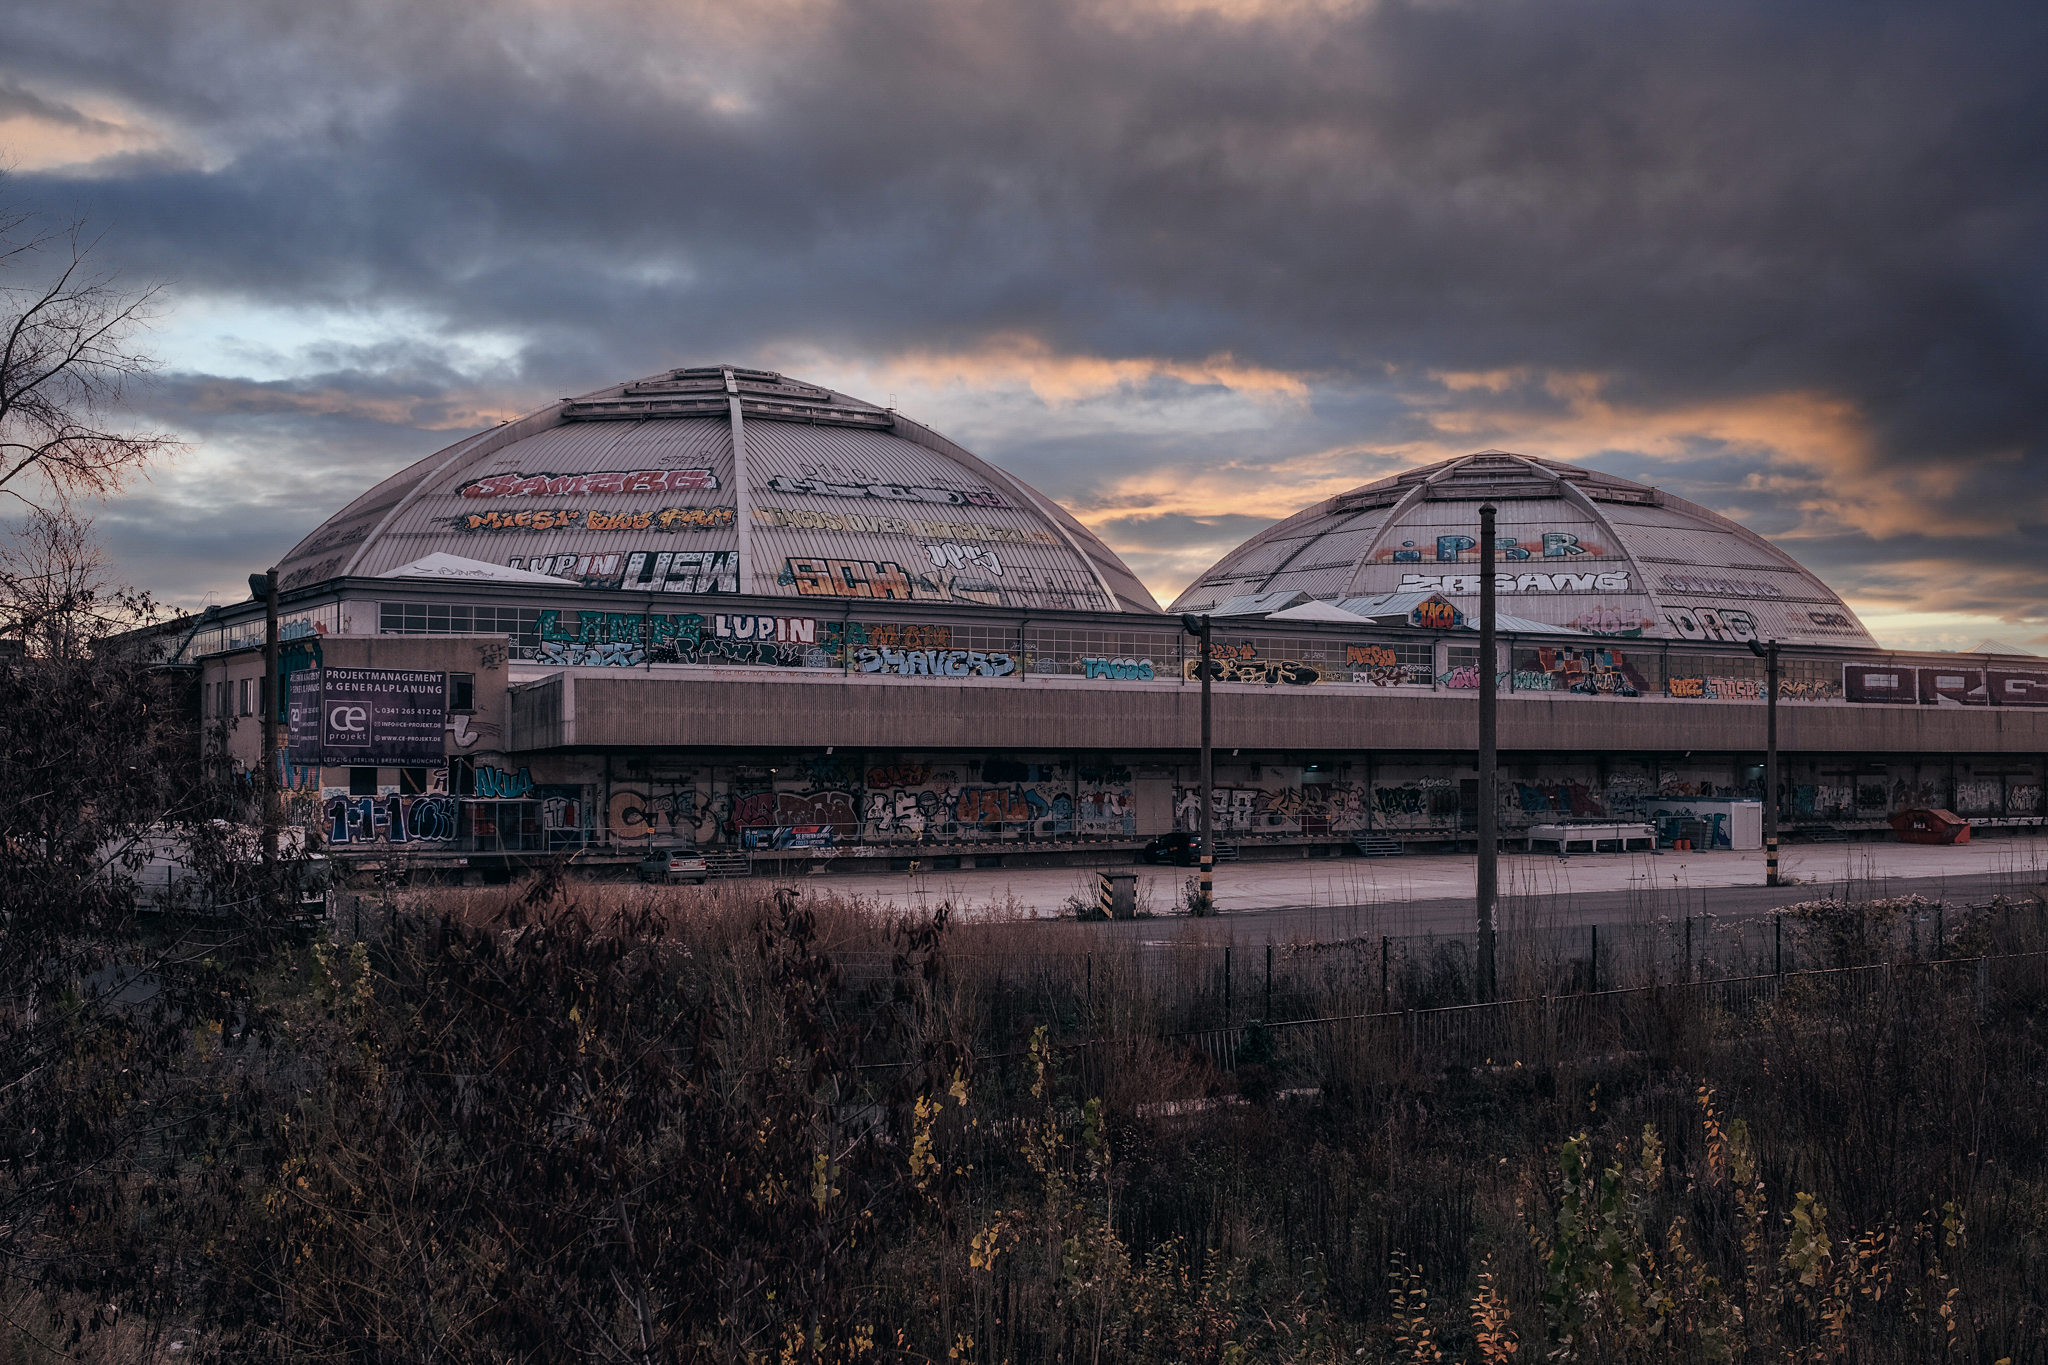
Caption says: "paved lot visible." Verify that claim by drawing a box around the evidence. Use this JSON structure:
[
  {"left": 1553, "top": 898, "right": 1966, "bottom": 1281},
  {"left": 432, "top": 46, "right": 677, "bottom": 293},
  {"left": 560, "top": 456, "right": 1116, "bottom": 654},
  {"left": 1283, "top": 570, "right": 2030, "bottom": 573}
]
[{"left": 769, "top": 835, "right": 2048, "bottom": 941}]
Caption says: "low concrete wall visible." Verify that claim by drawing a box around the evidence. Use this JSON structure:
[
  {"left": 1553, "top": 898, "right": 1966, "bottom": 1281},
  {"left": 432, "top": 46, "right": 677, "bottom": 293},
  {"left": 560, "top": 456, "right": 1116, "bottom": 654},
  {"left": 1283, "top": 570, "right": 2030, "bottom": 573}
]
[{"left": 509, "top": 669, "right": 2048, "bottom": 755}]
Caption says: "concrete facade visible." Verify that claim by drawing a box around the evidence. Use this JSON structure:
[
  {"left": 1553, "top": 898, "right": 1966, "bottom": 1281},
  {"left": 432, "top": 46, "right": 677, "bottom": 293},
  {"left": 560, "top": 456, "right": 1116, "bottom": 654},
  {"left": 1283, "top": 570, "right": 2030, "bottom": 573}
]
[
  {"left": 508, "top": 667, "right": 2048, "bottom": 756},
  {"left": 181, "top": 585, "right": 2048, "bottom": 878}
]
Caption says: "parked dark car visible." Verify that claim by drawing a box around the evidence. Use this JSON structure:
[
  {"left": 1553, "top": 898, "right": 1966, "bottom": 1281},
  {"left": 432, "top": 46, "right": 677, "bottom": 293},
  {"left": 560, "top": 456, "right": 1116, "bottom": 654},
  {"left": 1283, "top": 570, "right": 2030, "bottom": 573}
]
[{"left": 1139, "top": 832, "right": 1206, "bottom": 865}]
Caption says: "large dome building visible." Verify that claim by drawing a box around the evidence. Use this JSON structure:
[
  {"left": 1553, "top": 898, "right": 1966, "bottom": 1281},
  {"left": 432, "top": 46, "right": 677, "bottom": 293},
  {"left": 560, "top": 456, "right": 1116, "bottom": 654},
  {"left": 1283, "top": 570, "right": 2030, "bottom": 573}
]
[
  {"left": 168, "top": 373, "right": 2047, "bottom": 880},
  {"left": 1172, "top": 451, "right": 1876, "bottom": 649},
  {"left": 276, "top": 365, "right": 1158, "bottom": 614}
]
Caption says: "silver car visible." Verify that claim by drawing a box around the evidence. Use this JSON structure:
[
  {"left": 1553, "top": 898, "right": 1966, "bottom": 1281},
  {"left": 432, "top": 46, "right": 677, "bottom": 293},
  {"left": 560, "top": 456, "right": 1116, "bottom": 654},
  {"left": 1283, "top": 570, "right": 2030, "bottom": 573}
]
[{"left": 638, "top": 847, "right": 709, "bottom": 885}]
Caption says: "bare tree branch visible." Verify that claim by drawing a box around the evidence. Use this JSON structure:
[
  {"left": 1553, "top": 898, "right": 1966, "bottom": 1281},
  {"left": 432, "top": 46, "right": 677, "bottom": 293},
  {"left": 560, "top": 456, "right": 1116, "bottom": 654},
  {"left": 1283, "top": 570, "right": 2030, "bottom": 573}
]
[{"left": 0, "top": 199, "right": 181, "bottom": 507}]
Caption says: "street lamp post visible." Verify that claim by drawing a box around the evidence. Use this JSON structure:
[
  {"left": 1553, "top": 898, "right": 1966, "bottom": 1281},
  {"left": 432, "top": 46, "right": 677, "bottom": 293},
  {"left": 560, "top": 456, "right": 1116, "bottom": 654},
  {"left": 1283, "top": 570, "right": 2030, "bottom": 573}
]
[
  {"left": 249, "top": 569, "right": 281, "bottom": 888},
  {"left": 1748, "top": 637, "right": 1780, "bottom": 885},
  {"left": 1477, "top": 504, "right": 1498, "bottom": 1001},
  {"left": 1181, "top": 612, "right": 1214, "bottom": 908}
]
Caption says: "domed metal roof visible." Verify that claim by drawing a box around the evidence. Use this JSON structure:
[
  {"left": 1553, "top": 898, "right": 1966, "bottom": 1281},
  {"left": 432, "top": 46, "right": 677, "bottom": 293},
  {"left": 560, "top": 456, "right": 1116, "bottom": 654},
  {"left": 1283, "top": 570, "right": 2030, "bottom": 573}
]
[
  {"left": 275, "top": 365, "right": 1160, "bottom": 613},
  {"left": 1170, "top": 451, "right": 1877, "bottom": 647}
]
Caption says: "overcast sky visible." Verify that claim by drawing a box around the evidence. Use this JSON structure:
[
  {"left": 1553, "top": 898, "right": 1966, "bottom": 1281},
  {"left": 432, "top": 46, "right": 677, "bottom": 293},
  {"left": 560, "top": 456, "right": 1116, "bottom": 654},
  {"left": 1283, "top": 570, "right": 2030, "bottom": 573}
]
[{"left": 3, "top": 0, "right": 2044, "bottom": 650}]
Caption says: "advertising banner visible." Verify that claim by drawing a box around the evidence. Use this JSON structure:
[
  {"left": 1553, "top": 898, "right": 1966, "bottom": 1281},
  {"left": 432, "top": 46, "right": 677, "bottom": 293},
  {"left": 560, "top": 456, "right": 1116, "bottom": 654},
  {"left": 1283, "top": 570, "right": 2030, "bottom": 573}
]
[
  {"left": 287, "top": 667, "right": 448, "bottom": 764},
  {"left": 287, "top": 669, "right": 324, "bottom": 760}
]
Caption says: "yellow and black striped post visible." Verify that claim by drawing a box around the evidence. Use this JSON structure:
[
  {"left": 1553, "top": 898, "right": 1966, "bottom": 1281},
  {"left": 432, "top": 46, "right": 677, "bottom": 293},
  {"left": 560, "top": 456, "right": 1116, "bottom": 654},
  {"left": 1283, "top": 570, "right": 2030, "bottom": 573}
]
[
  {"left": 1180, "top": 610, "right": 1214, "bottom": 911},
  {"left": 1749, "top": 637, "right": 1781, "bottom": 887},
  {"left": 1097, "top": 871, "right": 1115, "bottom": 917}
]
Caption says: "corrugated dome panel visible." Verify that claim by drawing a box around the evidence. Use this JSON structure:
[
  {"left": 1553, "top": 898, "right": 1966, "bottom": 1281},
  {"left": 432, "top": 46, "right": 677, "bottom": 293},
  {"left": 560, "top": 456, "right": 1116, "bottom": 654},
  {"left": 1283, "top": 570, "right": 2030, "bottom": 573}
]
[
  {"left": 745, "top": 421, "right": 1119, "bottom": 611},
  {"left": 270, "top": 365, "right": 1160, "bottom": 612},
  {"left": 1171, "top": 452, "right": 1878, "bottom": 647},
  {"left": 354, "top": 417, "right": 738, "bottom": 584}
]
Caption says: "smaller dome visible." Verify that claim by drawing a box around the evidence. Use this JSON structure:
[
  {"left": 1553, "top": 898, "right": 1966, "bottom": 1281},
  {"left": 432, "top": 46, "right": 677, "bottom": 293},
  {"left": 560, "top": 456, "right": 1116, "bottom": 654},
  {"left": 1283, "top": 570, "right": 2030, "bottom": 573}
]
[{"left": 1172, "top": 452, "right": 1877, "bottom": 648}]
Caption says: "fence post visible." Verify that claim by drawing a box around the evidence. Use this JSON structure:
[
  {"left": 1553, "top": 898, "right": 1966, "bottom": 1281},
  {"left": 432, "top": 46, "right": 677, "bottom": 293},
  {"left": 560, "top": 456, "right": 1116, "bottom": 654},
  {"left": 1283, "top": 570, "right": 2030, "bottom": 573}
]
[
  {"left": 1087, "top": 954, "right": 1093, "bottom": 1014},
  {"left": 1265, "top": 942, "right": 1273, "bottom": 1021},
  {"left": 1225, "top": 946, "right": 1232, "bottom": 1027},
  {"left": 1775, "top": 915, "right": 1782, "bottom": 977},
  {"left": 1590, "top": 923, "right": 1599, "bottom": 992},
  {"left": 1936, "top": 903, "right": 1945, "bottom": 962},
  {"left": 1381, "top": 934, "right": 1390, "bottom": 1013},
  {"left": 1685, "top": 916, "right": 1692, "bottom": 984}
]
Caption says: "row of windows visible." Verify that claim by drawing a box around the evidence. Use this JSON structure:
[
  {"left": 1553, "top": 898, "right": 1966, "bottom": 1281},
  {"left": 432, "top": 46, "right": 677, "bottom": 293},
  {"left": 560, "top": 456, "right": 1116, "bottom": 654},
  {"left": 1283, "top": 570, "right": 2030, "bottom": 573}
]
[{"left": 380, "top": 603, "right": 543, "bottom": 643}]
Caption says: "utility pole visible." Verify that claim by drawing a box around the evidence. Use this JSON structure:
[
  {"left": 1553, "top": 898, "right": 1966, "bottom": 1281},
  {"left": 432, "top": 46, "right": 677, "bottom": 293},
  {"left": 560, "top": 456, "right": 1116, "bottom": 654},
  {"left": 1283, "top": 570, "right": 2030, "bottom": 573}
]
[
  {"left": 1749, "top": 637, "right": 1780, "bottom": 885},
  {"left": 1182, "top": 613, "right": 1214, "bottom": 909},
  {"left": 252, "top": 569, "right": 281, "bottom": 890},
  {"left": 1477, "top": 504, "right": 1498, "bottom": 1001}
]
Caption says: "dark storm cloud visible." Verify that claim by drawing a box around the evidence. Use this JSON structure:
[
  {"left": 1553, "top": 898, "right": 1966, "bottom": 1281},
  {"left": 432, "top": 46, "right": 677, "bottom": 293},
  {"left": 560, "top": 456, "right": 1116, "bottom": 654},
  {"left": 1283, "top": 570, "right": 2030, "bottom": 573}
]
[{"left": 2, "top": 0, "right": 2045, "bottom": 633}]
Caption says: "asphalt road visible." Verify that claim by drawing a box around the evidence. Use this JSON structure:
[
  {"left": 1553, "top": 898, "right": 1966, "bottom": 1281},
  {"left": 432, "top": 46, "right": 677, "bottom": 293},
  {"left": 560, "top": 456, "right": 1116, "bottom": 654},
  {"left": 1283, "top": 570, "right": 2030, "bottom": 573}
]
[
  {"left": 785, "top": 835, "right": 2048, "bottom": 946},
  {"left": 1109, "top": 868, "right": 2048, "bottom": 945}
]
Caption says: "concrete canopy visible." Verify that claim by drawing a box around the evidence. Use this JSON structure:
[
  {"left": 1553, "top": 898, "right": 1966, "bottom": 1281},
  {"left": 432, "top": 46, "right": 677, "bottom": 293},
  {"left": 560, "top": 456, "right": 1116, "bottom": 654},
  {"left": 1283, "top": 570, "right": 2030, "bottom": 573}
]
[{"left": 1172, "top": 451, "right": 1877, "bottom": 649}]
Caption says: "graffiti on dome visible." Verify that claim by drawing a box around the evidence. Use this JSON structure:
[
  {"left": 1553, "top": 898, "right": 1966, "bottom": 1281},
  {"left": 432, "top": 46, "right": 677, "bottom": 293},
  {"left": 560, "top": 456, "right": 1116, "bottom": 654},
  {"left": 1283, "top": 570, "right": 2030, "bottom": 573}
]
[
  {"left": 1567, "top": 603, "right": 1659, "bottom": 637},
  {"left": 752, "top": 506, "right": 1057, "bottom": 545},
  {"left": 509, "top": 553, "right": 622, "bottom": 582},
  {"left": 1399, "top": 571, "right": 1632, "bottom": 594},
  {"left": 783, "top": 557, "right": 1001, "bottom": 605},
  {"left": 450, "top": 506, "right": 734, "bottom": 534},
  {"left": 763, "top": 474, "right": 1006, "bottom": 508},
  {"left": 924, "top": 541, "right": 1004, "bottom": 577},
  {"left": 458, "top": 468, "right": 719, "bottom": 498},
  {"left": 622, "top": 549, "right": 738, "bottom": 594},
  {"left": 1659, "top": 573, "right": 1785, "bottom": 599},
  {"left": 1380, "top": 531, "right": 1608, "bottom": 563},
  {"left": 1662, "top": 606, "right": 1760, "bottom": 642}
]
